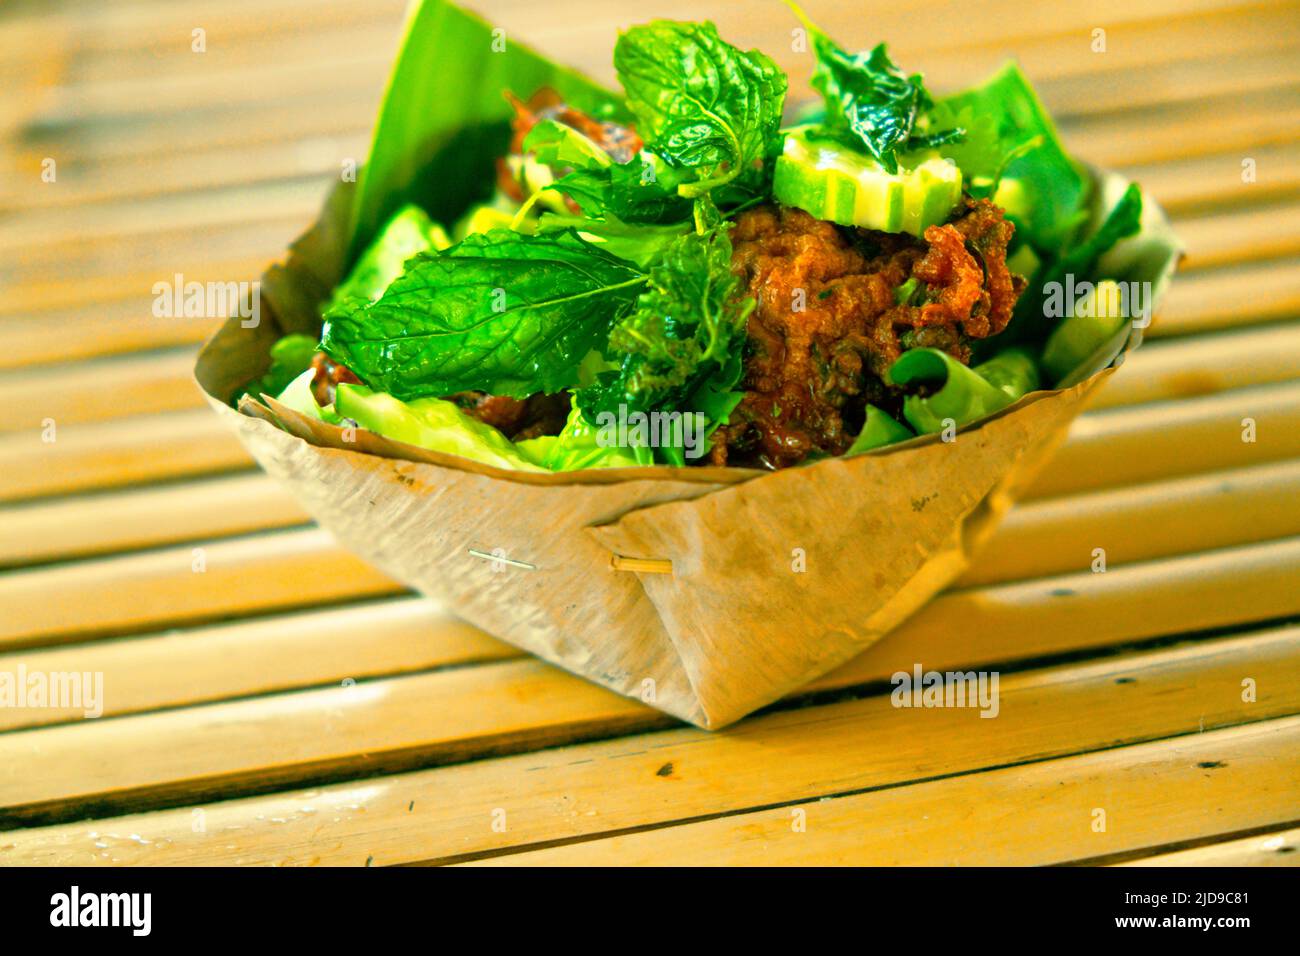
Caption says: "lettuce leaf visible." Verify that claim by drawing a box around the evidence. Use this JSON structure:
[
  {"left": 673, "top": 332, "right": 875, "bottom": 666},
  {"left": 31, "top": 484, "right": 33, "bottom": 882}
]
[
  {"left": 999, "top": 181, "right": 1143, "bottom": 353},
  {"left": 326, "top": 204, "right": 449, "bottom": 314},
  {"left": 516, "top": 400, "right": 648, "bottom": 471},
  {"left": 334, "top": 384, "right": 548, "bottom": 472},
  {"left": 234, "top": 333, "right": 318, "bottom": 405}
]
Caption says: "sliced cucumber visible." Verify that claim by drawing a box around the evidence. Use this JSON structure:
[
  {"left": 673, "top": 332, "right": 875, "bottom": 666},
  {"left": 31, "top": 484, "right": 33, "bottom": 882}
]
[{"left": 773, "top": 128, "right": 962, "bottom": 237}]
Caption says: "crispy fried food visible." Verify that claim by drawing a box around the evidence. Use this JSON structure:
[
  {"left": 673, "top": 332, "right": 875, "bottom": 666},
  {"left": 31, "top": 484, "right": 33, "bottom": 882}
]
[{"left": 714, "top": 199, "right": 1025, "bottom": 469}]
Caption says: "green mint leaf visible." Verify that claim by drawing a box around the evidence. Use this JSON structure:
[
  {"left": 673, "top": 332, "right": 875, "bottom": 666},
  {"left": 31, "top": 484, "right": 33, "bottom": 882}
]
[
  {"left": 614, "top": 20, "right": 787, "bottom": 198},
  {"left": 320, "top": 228, "right": 646, "bottom": 400}
]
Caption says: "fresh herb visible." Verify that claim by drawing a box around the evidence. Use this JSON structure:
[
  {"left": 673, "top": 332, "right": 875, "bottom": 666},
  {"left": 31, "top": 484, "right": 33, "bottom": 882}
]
[
  {"left": 548, "top": 157, "right": 693, "bottom": 224},
  {"left": 614, "top": 20, "right": 788, "bottom": 199},
  {"left": 535, "top": 210, "right": 689, "bottom": 267},
  {"left": 522, "top": 119, "right": 614, "bottom": 171},
  {"left": 787, "top": 2, "right": 958, "bottom": 174},
  {"left": 321, "top": 228, "right": 646, "bottom": 400},
  {"left": 578, "top": 206, "right": 752, "bottom": 435}
]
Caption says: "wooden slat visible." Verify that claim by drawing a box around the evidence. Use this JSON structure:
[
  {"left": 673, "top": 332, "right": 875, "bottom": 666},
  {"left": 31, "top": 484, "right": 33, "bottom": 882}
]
[
  {"left": 0, "top": 472, "right": 307, "bottom": 567},
  {"left": 0, "top": 176, "right": 323, "bottom": 261},
  {"left": 1173, "top": 199, "right": 1300, "bottom": 271},
  {"left": 1150, "top": 260, "right": 1300, "bottom": 337},
  {"left": 0, "top": 0, "right": 405, "bottom": 60},
  {"left": 0, "top": 299, "right": 225, "bottom": 370},
  {"left": 0, "top": 349, "right": 202, "bottom": 432},
  {"left": 51, "top": 18, "right": 405, "bottom": 88},
  {"left": 1027, "top": 379, "right": 1300, "bottom": 499},
  {"left": 1118, "top": 825, "right": 1300, "bottom": 866},
  {"left": 1032, "top": 47, "right": 1300, "bottom": 119},
  {"left": 0, "top": 527, "right": 402, "bottom": 649},
  {"left": 1089, "top": 323, "right": 1300, "bottom": 410},
  {"left": 1126, "top": 142, "right": 1300, "bottom": 214},
  {"left": 1, "top": 625, "right": 1294, "bottom": 860},
  {"left": 30, "top": 55, "right": 391, "bottom": 128},
  {"left": 0, "top": 408, "right": 249, "bottom": 504},
  {"left": 4, "top": 89, "right": 377, "bottom": 171},
  {"left": 1061, "top": 93, "right": 1300, "bottom": 168},
  {"left": 957, "top": 458, "right": 1300, "bottom": 586},
  {"left": 0, "top": 598, "right": 513, "bottom": 733},
  {"left": 7, "top": 215, "right": 311, "bottom": 285},
  {"left": 476, "top": 717, "right": 1300, "bottom": 866},
  {"left": 1, "top": 134, "right": 367, "bottom": 213}
]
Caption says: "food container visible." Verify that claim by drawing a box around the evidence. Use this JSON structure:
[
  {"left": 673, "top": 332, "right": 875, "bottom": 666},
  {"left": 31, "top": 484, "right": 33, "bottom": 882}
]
[{"left": 195, "top": 0, "right": 1182, "bottom": 728}]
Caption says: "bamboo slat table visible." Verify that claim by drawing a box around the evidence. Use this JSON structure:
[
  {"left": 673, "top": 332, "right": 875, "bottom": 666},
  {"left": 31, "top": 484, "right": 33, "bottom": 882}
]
[{"left": 0, "top": 0, "right": 1297, "bottom": 867}]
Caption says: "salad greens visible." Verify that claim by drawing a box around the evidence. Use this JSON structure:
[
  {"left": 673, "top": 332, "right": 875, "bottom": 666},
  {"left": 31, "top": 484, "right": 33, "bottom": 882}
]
[
  {"left": 614, "top": 20, "right": 788, "bottom": 199},
  {"left": 890, "top": 347, "right": 1040, "bottom": 434},
  {"left": 321, "top": 228, "right": 646, "bottom": 400},
  {"left": 788, "top": 1, "right": 960, "bottom": 174},
  {"left": 578, "top": 204, "right": 753, "bottom": 436},
  {"left": 336, "top": 384, "right": 549, "bottom": 472},
  {"left": 249, "top": 0, "right": 1155, "bottom": 474},
  {"left": 236, "top": 332, "right": 317, "bottom": 405}
]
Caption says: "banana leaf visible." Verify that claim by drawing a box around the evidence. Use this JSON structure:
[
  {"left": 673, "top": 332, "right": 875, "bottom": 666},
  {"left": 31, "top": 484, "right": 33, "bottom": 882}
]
[{"left": 345, "top": 0, "right": 627, "bottom": 266}]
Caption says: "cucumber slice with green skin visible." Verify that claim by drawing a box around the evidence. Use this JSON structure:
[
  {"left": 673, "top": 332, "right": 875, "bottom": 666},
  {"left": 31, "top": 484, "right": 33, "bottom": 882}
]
[{"left": 773, "top": 128, "right": 963, "bottom": 237}]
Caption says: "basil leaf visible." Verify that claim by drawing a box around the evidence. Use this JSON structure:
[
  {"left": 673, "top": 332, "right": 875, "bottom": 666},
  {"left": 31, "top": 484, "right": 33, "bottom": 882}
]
[
  {"left": 579, "top": 216, "right": 752, "bottom": 428},
  {"left": 614, "top": 20, "right": 787, "bottom": 198},
  {"left": 321, "top": 228, "right": 646, "bottom": 400},
  {"left": 786, "top": 3, "right": 958, "bottom": 175},
  {"left": 535, "top": 210, "right": 690, "bottom": 267}
]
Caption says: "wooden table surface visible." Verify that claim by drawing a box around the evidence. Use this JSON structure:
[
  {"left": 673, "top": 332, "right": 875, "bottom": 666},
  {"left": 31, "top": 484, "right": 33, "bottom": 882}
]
[{"left": 0, "top": 0, "right": 1298, "bottom": 867}]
